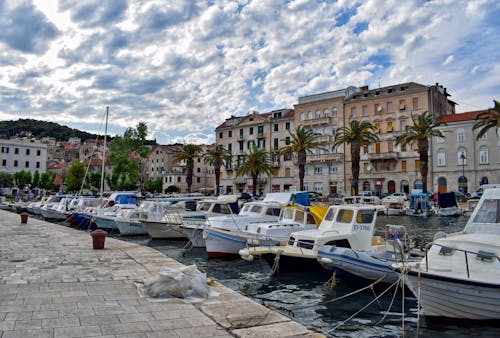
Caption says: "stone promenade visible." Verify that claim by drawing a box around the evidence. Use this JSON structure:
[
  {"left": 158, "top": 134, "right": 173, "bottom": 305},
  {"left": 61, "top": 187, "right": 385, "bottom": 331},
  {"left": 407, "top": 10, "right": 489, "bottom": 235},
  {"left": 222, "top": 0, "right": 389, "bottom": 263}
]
[{"left": 0, "top": 210, "right": 320, "bottom": 338}]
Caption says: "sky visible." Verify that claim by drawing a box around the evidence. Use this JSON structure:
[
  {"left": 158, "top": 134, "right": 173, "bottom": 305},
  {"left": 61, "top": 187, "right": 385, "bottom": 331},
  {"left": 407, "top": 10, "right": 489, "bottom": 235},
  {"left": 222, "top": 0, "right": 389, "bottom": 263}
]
[{"left": 0, "top": 0, "right": 498, "bottom": 145}]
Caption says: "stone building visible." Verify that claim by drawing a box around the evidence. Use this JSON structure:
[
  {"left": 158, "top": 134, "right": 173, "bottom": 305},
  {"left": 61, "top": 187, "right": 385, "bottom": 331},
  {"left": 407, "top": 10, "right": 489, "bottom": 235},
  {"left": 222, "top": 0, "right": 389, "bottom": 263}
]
[
  {"left": 0, "top": 138, "right": 48, "bottom": 174},
  {"left": 216, "top": 109, "right": 296, "bottom": 195},
  {"left": 433, "top": 111, "right": 500, "bottom": 194}
]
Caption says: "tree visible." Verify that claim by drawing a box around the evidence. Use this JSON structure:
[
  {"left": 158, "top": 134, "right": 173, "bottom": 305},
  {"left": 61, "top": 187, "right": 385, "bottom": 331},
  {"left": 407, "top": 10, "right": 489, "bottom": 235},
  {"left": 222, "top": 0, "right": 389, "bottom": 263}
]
[
  {"left": 0, "top": 172, "right": 13, "bottom": 187},
  {"left": 202, "top": 144, "right": 232, "bottom": 196},
  {"left": 108, "top": 122, "right": 151, "bottom": 191},
  {"left": 236, "top": 146, "right": 272, "bottom": 196},
  {"left": 88, "top": 172, "right": 101, "bottom": 193},
  {"left": 66, "top": 160, "right": 86, "bottom": 193},
  {"left": 279, "top": 125, "right": 326, "bottom": 191},
  {"left": 473, "top": 100, "right": 500, "bottom": 140},
  {"left": 395, "top": 111, "right": 445, "bottom": 193},
  {"left": 332, "top": 120, "right": 379, "bottom": 195},
  {"left": 14, "top": 171, "right": 32, "bottom": 190},
  {"left": 32, "top": 170, "right": 40, "bottom": 189},
  {"left": 173, "top": 144, "right": 202, "bottom": 193},
  {"left": 145, "top": 178, "right": 162, "bottom": 193},
  {"left": 39, "top": 172, "right": 55, "bottom": 191}
]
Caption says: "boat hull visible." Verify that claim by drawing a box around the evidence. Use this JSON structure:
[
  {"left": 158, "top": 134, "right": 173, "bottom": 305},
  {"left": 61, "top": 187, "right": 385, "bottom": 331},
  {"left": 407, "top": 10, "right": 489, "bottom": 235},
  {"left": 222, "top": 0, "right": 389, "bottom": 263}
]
[
  {"left": 204, "top": 228, "right": 248, "bottom": 258},
  {"left": 180, "top": 227, "right": 205, "bottom": 248},
  {"left": 93, "top": 216, "right": 118, "bottom": 230},
  {"left": 140, "top": 221, "right": 186, "bottom": 239},
  {"left": 403, "top": 270, "right": 500, "bottom": 320},
  {"left": 115, "top": 220, "right": 147, "bottom": 235}
]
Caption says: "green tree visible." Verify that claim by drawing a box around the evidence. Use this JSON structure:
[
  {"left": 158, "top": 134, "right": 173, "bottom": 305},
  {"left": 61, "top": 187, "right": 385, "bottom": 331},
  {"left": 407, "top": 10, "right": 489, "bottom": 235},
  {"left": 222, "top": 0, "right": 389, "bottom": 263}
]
[
  {"left": 173, "top": 144, "right": 202, "bottom": 193},
  {"left": 66, "top": 160, "right": 86, "bottom": 193},
  {"left": 39, "top": 172, "right": 55, "bottom": 191},
  {"left": 395, "top": 111, "right": 445, "bottom": 193},
  {"left": 473, "top": 100, "right": 500, "bottom": 140},
  {"left": 279, "top": 125, "right": 326, "bottom": 191},
  {"left": 145, "top": 178, "right": 162, "bottom": 193},
  {"left": 202, "top": 144, "right": 232, "bottom": 196},
  {"left": 88, "top": 172, "right": 101, "bottom": 193},
  {"left": 14, "top": 171, "right": 32, "bottom": 189},
  {"left": 332, "top": 120, "right": 379, "bottom": 195},
  {"left": 236, "top": 146, "right": 272, "bottom": 196},
  {"left": 108, "top": 122, "right": 151, "bottom": 191},
  {"left": 32, "top": 170, "right": 40, "bottom": 188},
  {"left": 0, "top": 172, "right": 14, "bottom": 187}
]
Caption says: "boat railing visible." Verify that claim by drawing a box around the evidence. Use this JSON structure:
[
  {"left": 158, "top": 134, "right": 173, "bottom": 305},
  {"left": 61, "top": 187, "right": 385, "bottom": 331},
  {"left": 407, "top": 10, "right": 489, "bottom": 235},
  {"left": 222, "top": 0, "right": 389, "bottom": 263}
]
[{"left": 424, "top": 242, "right": 500, "bottom": 279}]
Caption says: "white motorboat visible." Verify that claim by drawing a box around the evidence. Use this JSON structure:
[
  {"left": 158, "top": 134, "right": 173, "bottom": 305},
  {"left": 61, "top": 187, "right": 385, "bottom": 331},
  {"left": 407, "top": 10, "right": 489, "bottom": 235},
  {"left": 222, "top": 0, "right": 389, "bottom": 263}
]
[
  {"left": 383, "top": 201, "right": 406, "bottom": 216},
  {"left": 92, "top": 204, "right": 137, "bottom": 230},
  {"left": 393, "top": 188, "right": 500, "bottom": 320},
  {"left": 39, "top": 196, "right": 73, "bottom": 220},
  {"left": 435, "top": 192, "right": 463, "bottom": 217},
  {"left": 317, "top": 224, "right": 421, "bottom": 283},
  {"left": 204, "top": 204, "right": 327, "bottom": 258},
  {"left": 239, "top": 204, "right": 383, "bottom": 272},
  {"left": 406, "top": 191, "right": 433, "bottom": 217}
]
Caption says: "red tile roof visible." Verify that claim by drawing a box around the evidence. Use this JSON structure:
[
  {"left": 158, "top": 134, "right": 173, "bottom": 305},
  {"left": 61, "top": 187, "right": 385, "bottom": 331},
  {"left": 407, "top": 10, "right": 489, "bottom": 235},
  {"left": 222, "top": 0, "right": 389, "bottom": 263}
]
[{"left": 439, "top": 110, "right": 487, "bottom": 123}]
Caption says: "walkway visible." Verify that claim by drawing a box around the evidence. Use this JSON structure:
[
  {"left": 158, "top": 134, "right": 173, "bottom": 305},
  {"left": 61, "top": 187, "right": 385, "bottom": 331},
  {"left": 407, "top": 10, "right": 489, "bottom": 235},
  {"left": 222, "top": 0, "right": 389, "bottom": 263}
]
[{"left": 0, "top": 210, "right": 320, "bottom": 338}]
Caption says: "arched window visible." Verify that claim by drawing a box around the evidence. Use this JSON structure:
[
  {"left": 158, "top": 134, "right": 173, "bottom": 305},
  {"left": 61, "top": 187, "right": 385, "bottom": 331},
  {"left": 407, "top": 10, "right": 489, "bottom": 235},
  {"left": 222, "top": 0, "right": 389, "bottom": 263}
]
[
  {"left": 480, "top": 177, "right": 489, "bottom": 185},
  {"left": 363, "top": 181, "right": 371, "bottom": 192},
  {"left": 414, "top": 179, "right": 423, "bottom": 189},
  {"left": 323, "top": 109, "right": 329, "bottom": 117},
  {"left": 438, "top": 177, "right": 447, "bottom": 193},
  {"left": 401, "top": 180, "right": 409, "bottom": 194},
  {"left": 315, "top": 110, "right": 321, "bottom": 119},
  {"left": 300, "top": 112, "right": 305, "bottom": 121},
  {"left": 308, "top": 111, "right": 313, "bottom": 119},
  {"left": 457, "top": 149, "right": 467, "bottom": 165},
  {"left": 332, "top": 107, "right": 338, "bottom": 117},
  {"left": 456, "top": 128, "right": 465, "bottom": 142},
  {"left": 387, "top": 180, "right": 396, "bottom": 193},
  {"left": 479, "top": 146, "right": 489, "bottom": 164},
  {"left": 437, "top": 148, "right": 446, "bottom": 166}
]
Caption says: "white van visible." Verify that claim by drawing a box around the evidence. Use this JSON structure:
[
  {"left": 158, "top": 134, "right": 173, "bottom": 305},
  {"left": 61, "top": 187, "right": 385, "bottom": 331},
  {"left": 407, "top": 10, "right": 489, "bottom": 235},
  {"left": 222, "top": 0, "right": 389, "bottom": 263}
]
[{"left": 470, "top": 184, "right": 500, "bottom": 199}]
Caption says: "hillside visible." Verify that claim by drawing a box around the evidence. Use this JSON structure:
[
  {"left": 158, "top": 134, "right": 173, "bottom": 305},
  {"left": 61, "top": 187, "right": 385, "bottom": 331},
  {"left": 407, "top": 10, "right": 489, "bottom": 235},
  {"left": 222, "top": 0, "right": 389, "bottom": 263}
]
[{"left": 0, "top": 119, "right": 99, "bottom": 141}]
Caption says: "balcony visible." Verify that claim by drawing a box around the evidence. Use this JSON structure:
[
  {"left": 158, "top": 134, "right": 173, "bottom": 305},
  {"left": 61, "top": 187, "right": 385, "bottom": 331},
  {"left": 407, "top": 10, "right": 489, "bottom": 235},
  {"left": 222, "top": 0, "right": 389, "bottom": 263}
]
[
  {"left": 271, "top": 161, "right": 281, "bottom": 168},
  {"left": 235, "top": 177, "right": 247, "bottom": 184},
  {"left": 307, "top": 153, "right": 344, "bottom": 163},
  {"left": 257, "top": 131, "right": 265, "bottom": 138},
  {"left": 301, "top": 116, "right": 331, "bottom": 126},
  {"left": 362, "top": 152, "right": 398, "bottom": 161},
  {"left": 317, "top": 135, "right": 332, "bottom": 143}
]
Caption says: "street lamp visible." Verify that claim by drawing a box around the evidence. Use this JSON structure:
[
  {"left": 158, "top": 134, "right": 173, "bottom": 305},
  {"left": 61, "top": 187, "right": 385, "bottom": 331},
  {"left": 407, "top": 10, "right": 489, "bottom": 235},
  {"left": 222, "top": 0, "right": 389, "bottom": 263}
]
[{"left": 460, "top": 152, "right": 466, "bottom": 193}]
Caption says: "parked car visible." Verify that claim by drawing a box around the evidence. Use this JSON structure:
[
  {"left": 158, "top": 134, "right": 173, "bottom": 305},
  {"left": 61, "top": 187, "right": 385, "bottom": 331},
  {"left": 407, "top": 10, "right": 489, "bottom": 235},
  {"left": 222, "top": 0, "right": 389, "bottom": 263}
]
[{"left": 381, "top": 192, "right": 407, "bottom": 203}]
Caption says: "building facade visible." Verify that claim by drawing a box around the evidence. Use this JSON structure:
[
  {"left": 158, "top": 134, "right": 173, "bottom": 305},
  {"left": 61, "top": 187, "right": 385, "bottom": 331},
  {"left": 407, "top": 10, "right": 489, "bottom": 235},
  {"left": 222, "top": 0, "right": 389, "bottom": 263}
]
[
  {"left": 433, "top": 111, "right": 500, "bottom": 194},
  {"left": 0, "top": 138, "right": 48, "bottom": 174},
  {"left": 216, "top": 109, "right": 296, "bottom": 195}
]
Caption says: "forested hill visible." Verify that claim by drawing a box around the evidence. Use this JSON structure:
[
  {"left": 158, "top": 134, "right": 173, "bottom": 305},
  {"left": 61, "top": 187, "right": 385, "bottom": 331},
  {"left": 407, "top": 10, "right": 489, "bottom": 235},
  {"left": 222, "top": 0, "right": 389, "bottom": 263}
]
[{"left": 0, "top": 119, "right": 99, "bottom": 141}]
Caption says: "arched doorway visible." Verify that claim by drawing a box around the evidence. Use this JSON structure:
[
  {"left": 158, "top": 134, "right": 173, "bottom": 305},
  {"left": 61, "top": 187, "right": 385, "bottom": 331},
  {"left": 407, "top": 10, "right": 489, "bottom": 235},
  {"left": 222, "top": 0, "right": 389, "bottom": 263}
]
[
  {"left": 458, "top": 176, "right": 468, "bottom": 194},
  {"left": 401, "top": 180, "right": 409, "bottom": 194},
  {"left": 387, "top": 180, "right": 396, "bottom": 194},
  {"left": 438, "top": 177, "right": 447, "bottom": 193},
  {"left": 414, "top": 179, "right": 423, "bottom": 190}
]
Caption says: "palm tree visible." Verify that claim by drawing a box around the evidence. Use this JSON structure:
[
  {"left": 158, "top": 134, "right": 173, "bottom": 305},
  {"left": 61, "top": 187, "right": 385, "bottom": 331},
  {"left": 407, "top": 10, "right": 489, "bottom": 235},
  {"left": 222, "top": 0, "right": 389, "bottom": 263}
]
[
  {"left": 202, "top": 144, "right": 232, "bottom": 196},
  {"left": 332, "top": 120, "right": 379, "bottom": 195},
  {"left": 173, "top": 144, "right": 202, "bottom": 193},
  {"left": 395, "top": 111, "right": 445, "bottom": 193},
  {"left": 236, "top": 146, "right": 272, "bottom": 196},
  {"left": 279, "top": 125, "right": 326, "bottom": 191},
  {"left": 473, "top": 100, "right": 500, "bottom": 140}
]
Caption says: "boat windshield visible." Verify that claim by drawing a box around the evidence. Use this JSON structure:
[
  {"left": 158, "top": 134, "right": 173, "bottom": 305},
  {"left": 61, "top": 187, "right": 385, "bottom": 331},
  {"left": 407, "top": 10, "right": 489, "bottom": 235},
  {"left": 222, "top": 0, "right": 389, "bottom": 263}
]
[{"left": 472, "top": 199, "right": 500, "bottom": 224}]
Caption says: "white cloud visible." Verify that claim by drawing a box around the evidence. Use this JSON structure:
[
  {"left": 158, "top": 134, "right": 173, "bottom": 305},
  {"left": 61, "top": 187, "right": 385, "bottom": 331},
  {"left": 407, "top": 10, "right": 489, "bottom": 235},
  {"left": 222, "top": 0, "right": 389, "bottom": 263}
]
[{"left": 0, "top": 0, "right": 498, "bottom": 144}]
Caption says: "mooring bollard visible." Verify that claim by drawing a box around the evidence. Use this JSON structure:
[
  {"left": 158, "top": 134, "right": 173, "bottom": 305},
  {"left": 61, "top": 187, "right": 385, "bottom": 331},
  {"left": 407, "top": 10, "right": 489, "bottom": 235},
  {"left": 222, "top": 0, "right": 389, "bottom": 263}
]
[
  {"left": 20, "top": 212, "right": 29, "bottom": 224},
  {"left": 90, "top": 229, "right": 108, "bottom": 249}
]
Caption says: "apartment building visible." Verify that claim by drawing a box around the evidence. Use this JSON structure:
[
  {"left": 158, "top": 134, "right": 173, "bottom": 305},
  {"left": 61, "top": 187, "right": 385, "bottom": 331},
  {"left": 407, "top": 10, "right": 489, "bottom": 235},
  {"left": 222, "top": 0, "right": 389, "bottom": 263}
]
[
  {"left": 216, "top": 109, "right": 296, "bottom": 195},
  {"left": 342, "top": 82, "right": 455, "bottom": 196},
  {"left": 433, "top": 111, "right": 500, "bottom": 194},
  {"left": 146, "top": 144, "right": 181, "bottom": 180},
  {"left": 0, "top": 138, "right": 48, "bottom": 174}
]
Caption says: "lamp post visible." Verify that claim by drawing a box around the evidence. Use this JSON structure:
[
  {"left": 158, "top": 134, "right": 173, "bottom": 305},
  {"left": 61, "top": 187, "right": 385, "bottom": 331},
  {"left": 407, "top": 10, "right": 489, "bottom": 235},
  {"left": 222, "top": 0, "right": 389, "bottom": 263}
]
[{"left": 460, "top": 152, "right": 466, "bottom": 193}]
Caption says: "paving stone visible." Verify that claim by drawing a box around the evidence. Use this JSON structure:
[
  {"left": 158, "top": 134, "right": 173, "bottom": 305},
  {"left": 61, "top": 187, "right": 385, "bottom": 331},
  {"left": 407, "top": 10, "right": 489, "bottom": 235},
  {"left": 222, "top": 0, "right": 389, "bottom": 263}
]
[
  {"left": 54, "top": 325, "right": 101, "bottom": 338},
  {"left": 79, "top": 314, "right": 120, "bottom": 326},
  {"left": 147, "top": 318, "right": 192, "bottom": 331},
  {"left": 174, "top": 325, "right": 230, "bottom": 338},
  {"left": 100, "top": 322, "right": 152, "bottom": 335},
  {"left": 13, "top": 319, "right": 42, "bottom": 330},
  {"left": 1, "top": 328, "right": 53, "bottom": 338},
  {"left": 231, "top": 321, "right": 311, "bottom": 338},
  {"left": 41, "top": 316, "right": 80, "bottom": 328},
  {"left": 0, "top": 320, "right": 15, "bottom": 330},
  {"left": 5, "top": 311, "right": 32, "bottom": 320},
  {"left": 31, "top": 311, "right": 59, "bottom": 320},
  {"left": 118, "top": 312, "right": 155, "bottom": 323}
]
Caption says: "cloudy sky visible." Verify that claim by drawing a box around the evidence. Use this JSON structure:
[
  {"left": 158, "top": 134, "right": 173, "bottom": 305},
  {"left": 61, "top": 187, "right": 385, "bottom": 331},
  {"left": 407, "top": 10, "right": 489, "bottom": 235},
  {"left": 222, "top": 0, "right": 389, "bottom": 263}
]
[{"left": 0, "top": 0, "right": 498, "bottom": 144}]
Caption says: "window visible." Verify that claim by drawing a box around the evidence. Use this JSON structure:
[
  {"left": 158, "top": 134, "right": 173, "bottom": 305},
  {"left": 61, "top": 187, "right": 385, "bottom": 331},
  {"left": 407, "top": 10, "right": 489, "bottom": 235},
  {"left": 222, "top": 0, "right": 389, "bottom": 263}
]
[
  {"left": 400, "top": 119, "right": 407, "bottom": 131},
  {"left": 415, "top": 160, "right": 420, "bottom": 170},
  {"left": 436, "top": 136, "right": 445, "bottom": 143},
  {"left": 387, "top": 101, "right": 393, "bottom": 113},
  {"left": 247, "top": 140, "right": 255, "bottom": 149},
  {"left": 285, "top": 136, "right": 290, "bottom": 145},
  {"left": 228, "top": 131, "right": 232, "bottom": 137},
  {"left": 197, "top": 177, "right": 200, "bottom": 183},
  {"left": 308, "top": 111, "right": 313, "bottom": 119},
  {"left": 315, "top": 110, "right": 321, "bottom": 118},
  {"left": 227, "top": 143, "right": 232, "bottom": 152},
  {"left": 239, "top": 128, "right": 244, "bottom": 138},
  {"left": 239, "top": 141, "right": 244, "bottom": 151},
  {"left": 257, "top": 125, "right": 264, "bottom": 136},
  {"left": 387, "top": 121, "right": 393, "bottom": 132},
  {"left": 314, "top": 166, "right": 323, "bottom": 174},
  {"left": 329, "top": 165, "right": 338, "bottom": 173},
  {"left": 219, "top": 132, "right": 223, "bottom": 139},
  {"left": 323, "top": 109, "right": 329, "bottom": 117},
  {"left": 1, "top": 159, "right": 5, "bottom": 166},
  {"left": 479, "top": 147, "right": 489, "bottom": 164},
  {"left": 300, "top": 113, "right": 305, "bottom": 121},
  {"left": 14, "top": 160, "right": 18, "bottom": 167},
  {"left": 285, "top": 122, "right": 290, "bottom": 130},
  {"left": 332, "top": 107, "right": 338, "bottom": 117},
  {"left": 284, "top": 153, "right": 292, "bottom": 161},
  {"left": 457, "top": 128, "right": 465, "bottom": 142},
  {"left": 412, "top": 97, "right": 418, "bottom": 110},
  {"left": 15, "top": 148, "right": 19, "bottom": 154},
  {"left": 350, "top": 107, "right": 356, "bottom": 118},
  {"left": 363, "top": 144, "right": 368, "bottom": 154},
  {"left": 197, "top": 168, "right": 201, "bottom": 173},
  {"left": 314, "top": 182, "right": 323, "bottom": 193},
  {"left": 437, "top": 149, "right": 446, "bottom": 166},
  {"left": 258, "top": 139, "right": 265, "bottom": 148},
  {"left": 402, "top": 160, "right": 407, "bottom": 172},
  {"left": 479, "top": 132, "right": 487, "bottom": 140},
  {"left": 374, "top": 104, "right": 381, "bottom": 114},
  {"left": 388, "top": 141, "right": 394, "bottom": 152},
  {"left": 273, "top": 124, "right": 279, "bottom": 132},
  {"left": 362, "top": 105, "right": 368, "bottom": 117},
  {"left": 374, "top": 122, "right": 380, "bottom": 133},
  {"left": 399, "top": 100, "right": 406, "bottom": 110},
  {"left": 332, "top": 126, "right": 338, "bottom": 136},
  {"left": 177, "top": 177, "right": 181, "bottom": 182},
  {"left": 26, "top": 149, "right": 30, "bottom": 155},
  {"left": 249, "top": 127, "right": 254, "bottom": 135},
  {"left": 273, "top": 138, "right": 279, "bottom": 150},
  {"left": 375, "top": 143, "right": 381, "bottom": 153}
]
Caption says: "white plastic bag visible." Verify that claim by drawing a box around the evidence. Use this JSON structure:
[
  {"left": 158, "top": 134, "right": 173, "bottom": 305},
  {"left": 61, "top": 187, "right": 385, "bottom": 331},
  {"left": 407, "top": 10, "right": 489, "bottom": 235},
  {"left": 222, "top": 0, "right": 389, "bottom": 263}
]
[{"left": 137, "top": 265, "right": 214, "bottom": 303}]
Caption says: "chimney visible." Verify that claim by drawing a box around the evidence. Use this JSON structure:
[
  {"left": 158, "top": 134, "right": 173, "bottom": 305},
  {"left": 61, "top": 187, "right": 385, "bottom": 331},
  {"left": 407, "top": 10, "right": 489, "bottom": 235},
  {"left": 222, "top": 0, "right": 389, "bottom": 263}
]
[{"left": 360, "top": 85, "right": 369, "bottom": 91}]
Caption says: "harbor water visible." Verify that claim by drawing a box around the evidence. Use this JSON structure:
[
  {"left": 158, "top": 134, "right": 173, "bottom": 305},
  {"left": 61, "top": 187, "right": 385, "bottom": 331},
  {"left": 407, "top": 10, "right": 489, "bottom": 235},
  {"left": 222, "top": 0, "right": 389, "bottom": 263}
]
[{"left": 117, "top": 214, "right": 499, "bottom": 338}]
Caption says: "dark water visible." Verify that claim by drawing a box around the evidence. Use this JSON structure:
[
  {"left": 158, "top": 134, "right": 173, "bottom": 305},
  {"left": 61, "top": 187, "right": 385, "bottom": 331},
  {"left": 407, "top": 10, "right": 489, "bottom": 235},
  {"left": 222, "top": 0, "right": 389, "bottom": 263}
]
[{"left": 115, "top": 215, "right": 498, "bottom": 337}]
